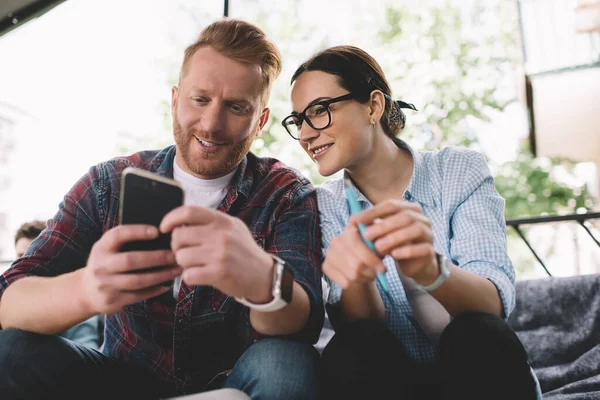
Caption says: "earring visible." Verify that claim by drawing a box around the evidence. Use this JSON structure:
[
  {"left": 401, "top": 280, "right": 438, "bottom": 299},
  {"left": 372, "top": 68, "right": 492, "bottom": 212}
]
[{"left": 370, "top": 119, "right": 375, "bottom": 125}]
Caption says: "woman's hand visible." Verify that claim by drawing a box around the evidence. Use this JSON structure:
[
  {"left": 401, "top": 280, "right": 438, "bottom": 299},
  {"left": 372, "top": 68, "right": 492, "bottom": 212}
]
[
  {"left": 323, "top": 223, "right": 386, "bottom": 289},
  {"left": 355, "top": 200, "right": 439, "bottom": 286}
]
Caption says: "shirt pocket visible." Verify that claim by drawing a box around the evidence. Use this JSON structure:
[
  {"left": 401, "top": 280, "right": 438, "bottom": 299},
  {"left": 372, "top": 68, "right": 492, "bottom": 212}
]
[{"left": 123, "top": 301, "right": 147, "bottom": 316}]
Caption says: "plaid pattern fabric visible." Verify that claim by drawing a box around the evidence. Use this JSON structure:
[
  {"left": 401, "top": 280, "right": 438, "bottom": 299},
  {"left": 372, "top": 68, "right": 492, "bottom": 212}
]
[
  {"left": 0, "top": 145, "right": 323, "bottom": 395},
  {"left": 318, "top": 139, "right": 515, "bottom": 363}
]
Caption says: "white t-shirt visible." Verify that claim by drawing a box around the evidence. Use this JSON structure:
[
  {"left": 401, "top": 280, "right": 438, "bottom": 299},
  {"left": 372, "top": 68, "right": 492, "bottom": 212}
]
[
  {"left": 173, "top": 160, "right": 236, "bottom": 209},
  {"left": 171, "top": 159, "right": 237, "bottom": 298}
]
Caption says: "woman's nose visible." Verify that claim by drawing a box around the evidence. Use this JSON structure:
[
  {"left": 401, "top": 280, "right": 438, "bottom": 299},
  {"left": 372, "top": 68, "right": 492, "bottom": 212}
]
[{"left": 299, "top": 123, "right": 319, "bottom": 143}]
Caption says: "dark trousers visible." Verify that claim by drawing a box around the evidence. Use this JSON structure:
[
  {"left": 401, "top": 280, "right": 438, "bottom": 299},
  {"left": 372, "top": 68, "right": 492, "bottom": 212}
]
[{"left": 320, "top": 312, "right": 538, "bottom": 400}]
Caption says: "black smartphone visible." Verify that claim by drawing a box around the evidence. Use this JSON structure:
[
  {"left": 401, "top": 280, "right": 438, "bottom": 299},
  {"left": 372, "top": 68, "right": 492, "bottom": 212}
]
[{"left": 118, "top": 167, "right": 184, "bottom": 280}]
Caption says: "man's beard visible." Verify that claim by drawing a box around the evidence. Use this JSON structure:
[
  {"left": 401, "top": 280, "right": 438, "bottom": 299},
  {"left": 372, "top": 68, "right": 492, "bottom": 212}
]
[{"left": 172, "top": 112, "right": 256, "bottom": 179}]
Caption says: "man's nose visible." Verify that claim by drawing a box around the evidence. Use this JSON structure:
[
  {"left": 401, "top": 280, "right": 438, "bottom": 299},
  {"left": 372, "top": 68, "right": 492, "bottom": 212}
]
[{"left": 200, "top": 103, "right": 226, "bottom": 133}]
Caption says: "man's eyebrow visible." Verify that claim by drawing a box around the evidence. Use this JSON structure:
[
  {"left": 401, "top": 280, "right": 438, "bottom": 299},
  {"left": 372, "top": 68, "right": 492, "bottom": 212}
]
[
  {"left": 225, "top": 97, "right": 253, "bottom": 105},
  {"left": 189, "top": 87, "right": 255, "bottom": 108},
  {"left": 189, "top": 86, "right": 209, "bottom": 94}
]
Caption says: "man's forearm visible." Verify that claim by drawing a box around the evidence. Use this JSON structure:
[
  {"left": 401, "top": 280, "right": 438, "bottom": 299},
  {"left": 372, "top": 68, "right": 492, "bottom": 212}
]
[
  {"left": 249, "top": 281, "right": 310, "bottom": 335},
  {"left": 0, "top": 270, "right": 94, "bottom": 333}
]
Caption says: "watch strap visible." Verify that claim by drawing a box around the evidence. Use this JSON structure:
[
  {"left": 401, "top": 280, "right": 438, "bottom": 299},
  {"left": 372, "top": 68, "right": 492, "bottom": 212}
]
[
  {"left": 235, "top": 255, "right": 293, "bottom": 312},
  {"left": 417, "top": 253, "right": 452, "bottom": 292}
]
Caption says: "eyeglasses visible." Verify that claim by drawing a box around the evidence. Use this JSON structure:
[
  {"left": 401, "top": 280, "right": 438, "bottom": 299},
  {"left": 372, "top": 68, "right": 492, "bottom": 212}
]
[{"left": 281, "top": 93, "right": 355, "bottom": 140}]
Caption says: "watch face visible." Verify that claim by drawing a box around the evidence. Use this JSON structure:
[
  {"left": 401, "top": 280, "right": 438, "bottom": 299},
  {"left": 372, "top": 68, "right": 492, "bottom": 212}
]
[{"left": 280, "top": 265, "right": 294, "bottom": 304}]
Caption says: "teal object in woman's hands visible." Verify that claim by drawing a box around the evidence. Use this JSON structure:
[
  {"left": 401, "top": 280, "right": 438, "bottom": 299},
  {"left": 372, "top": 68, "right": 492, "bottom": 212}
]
[{"left": 344, "top": 176, "right": 390, "bottom": 292}]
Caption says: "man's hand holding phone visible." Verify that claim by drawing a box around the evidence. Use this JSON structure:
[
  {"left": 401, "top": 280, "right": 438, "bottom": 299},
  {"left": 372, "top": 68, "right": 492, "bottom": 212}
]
[
  {"left": 78, "top": 168, "right": 185, "bottom": 314},
  {"left": 159, "top": 205, "right": 274, "bottom": 304},
  {"left": 79, "top": 167, "right": 276, "bottom": 315},
  {"left": 80, "top": 225, "right": 183, "bottom": 315}
]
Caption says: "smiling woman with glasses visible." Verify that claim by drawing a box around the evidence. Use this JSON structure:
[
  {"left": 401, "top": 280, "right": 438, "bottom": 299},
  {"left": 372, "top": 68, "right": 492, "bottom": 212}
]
[{"left": 286, "top": 45, "right": 541, "bottom": 400}]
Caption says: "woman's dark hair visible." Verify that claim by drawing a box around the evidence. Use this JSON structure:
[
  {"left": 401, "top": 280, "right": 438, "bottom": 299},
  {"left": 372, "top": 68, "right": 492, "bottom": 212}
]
[{"left": 291, "top": 45, "right": 406, "bottom": 138}]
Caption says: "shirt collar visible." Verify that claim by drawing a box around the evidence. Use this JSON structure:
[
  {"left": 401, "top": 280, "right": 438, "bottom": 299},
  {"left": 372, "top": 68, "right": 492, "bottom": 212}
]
[
  {"left": 154, "top": 145, "right": 177, "bottom": 177},
  {"left": 228, "top": 155, "right": 251, "bottom": 199},
  {"left": 153, "top": 145, "right": 252, "bottom": 204},
  {"left": 395, "top": 138, "right": 435, "bottom": 207},
  {"left": 348, "top": 138, "right": 435, "bottom": 208}
]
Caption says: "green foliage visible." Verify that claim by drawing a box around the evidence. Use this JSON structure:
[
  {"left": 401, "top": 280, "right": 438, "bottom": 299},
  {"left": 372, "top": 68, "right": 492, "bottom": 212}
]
[
  {"left": 374, "top": 1, "right": 520, "bottom": 150},
  {"left": 374, "top": 1, "right": 597, "bottom": 275},
  {"left": 493, "top": 141, "right": 595, "bottom": 276},
  {"left": 495, "top": 145, "right": 595, "bottom": 219},
  {"left": 374, "top": 1, "right": 595, "bottom": 215}
]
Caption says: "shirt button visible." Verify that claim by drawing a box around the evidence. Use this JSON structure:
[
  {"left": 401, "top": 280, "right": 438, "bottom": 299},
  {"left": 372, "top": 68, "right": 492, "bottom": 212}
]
[{"left": 404, "top": 193, "right": 411, "bottom": 201}]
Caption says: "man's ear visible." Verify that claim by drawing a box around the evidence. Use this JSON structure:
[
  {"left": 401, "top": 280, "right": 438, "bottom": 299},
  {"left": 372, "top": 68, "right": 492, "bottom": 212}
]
[
  {"left": 257, "top": 107, "right": 271, "bottom": 132},
  {"left": 171, "top": 86, "right": 179, "bottom": 116},
  {"left": 369, "top": 90, "right": 386, "bottom": 123}
]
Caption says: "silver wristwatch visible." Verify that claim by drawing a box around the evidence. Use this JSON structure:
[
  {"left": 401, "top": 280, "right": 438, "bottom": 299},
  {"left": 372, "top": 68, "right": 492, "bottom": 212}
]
[
  {"left": 416, "top": 253, "right": 452, "bottom": 292},
  {"left": 235, "top": 255, "right": 293, "bottom": 312}
]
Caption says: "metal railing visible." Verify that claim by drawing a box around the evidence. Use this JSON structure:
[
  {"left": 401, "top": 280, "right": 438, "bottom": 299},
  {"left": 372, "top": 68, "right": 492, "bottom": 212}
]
[{"left": 506, "top": 212, "right": 600, "bottom": 276}]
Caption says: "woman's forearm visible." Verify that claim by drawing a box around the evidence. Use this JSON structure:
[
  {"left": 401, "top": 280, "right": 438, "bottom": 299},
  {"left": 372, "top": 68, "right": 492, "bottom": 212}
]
[
  {"left": 426, "top": 265, "right": 504, "bottom": 317},
  {"left": 340, "top": 281, "right": 386, "bottom": 321}
]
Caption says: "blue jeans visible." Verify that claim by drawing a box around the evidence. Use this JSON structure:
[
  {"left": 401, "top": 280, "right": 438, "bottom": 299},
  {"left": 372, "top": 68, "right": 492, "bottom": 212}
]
[
  {"left": 0, "top": 329, "right": 158, "bottom": 400},
  {"left": 0, "top": 329, "right": 319, "bottom": 400},
  {"left": 224, "top": 338, "right": 320, "bottom": 400}
]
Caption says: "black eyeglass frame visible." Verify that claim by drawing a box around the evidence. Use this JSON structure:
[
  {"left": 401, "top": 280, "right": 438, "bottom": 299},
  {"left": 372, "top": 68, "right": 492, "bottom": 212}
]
[{"left": 281, "top": 93, "right": 356, "bottom": 140}]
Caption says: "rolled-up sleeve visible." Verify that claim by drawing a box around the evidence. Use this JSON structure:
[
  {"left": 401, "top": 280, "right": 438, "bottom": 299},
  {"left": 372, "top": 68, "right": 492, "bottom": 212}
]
[
  {"left": 267, "top": 181, "right": 324, "bottom": 343},
  {"left": 447, "top": 152, "right": 516, "bottom": 318},
  {"left": 315, "top": 185, "right": 343, "bottom": 305}
]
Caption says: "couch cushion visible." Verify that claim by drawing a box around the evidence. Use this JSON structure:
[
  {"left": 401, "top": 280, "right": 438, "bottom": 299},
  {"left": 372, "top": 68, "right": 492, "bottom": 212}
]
[{"left": 508, "top": 274, "right": 600, "bottom": 399}]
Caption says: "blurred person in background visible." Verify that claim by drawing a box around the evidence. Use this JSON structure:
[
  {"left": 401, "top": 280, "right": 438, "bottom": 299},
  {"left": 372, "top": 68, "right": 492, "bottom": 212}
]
[{"left": 14, "top": 220, "right": 47, "bottom": 258}]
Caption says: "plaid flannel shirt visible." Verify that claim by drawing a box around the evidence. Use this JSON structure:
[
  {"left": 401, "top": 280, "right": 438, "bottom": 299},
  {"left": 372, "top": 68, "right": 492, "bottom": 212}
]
[{"left": 0, "top": 145, "right": 323, "bottom": 396}]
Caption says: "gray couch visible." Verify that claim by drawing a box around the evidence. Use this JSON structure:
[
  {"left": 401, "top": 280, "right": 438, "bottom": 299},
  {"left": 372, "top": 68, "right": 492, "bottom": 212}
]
[{"left": 508, "top": 274, "right": 600, "bottom": 399}]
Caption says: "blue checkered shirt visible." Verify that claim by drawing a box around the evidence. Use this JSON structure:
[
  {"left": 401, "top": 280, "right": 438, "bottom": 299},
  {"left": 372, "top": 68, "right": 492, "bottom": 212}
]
[{"left": 318, "top": 140, "right": 515, "bottom": 363}]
